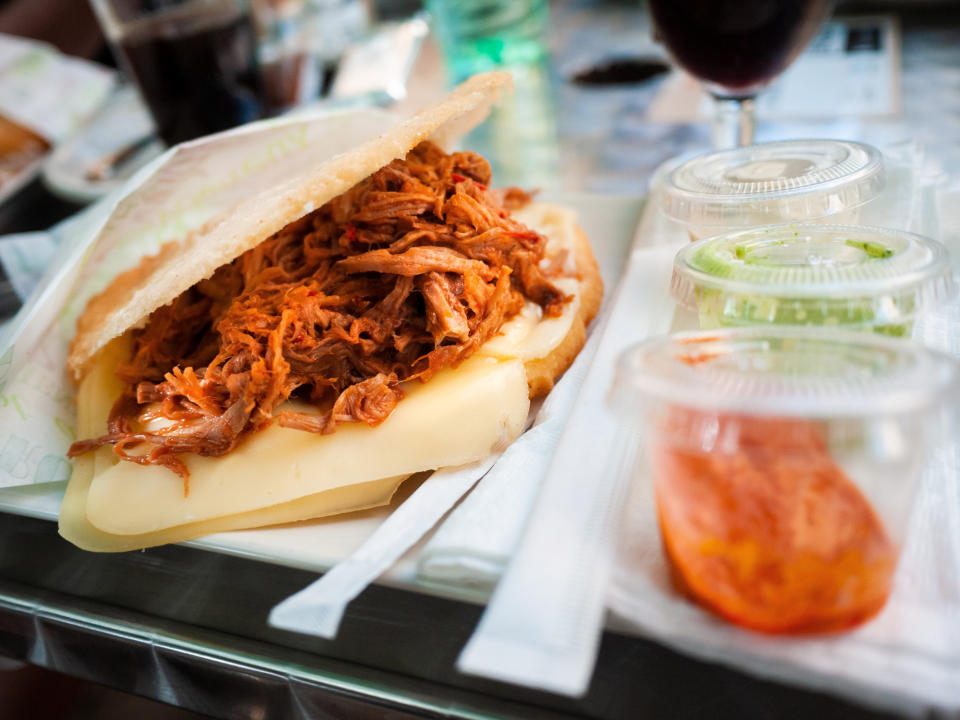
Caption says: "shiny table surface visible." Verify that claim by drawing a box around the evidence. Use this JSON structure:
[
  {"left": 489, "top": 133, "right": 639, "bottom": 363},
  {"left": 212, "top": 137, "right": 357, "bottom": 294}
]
[
  {"left": 1, "top": 1, "right": 958, "bottom": 718},
  {"left": 0, "top": 511, "right": 901, "bottom": 719}
]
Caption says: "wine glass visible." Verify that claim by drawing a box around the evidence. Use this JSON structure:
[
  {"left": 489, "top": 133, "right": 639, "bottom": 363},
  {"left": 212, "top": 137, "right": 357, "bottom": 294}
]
[{"left": 648, "top": 0, "right": 833, "bottom": 149}]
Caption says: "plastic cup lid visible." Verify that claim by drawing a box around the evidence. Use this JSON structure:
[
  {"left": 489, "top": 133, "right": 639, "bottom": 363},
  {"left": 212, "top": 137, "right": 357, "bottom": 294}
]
[
  {"left": 671, "top": 224, "right": 957, "bottom": 328},
  {"left": 613, "top": 327, "right": 959, "bottom": 419},
  {"left": 660, "top": 139, "right": 885, "bottom": 227}
]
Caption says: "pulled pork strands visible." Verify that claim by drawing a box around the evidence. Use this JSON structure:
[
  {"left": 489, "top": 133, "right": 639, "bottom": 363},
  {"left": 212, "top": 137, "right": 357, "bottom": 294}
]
[{"left": 68, "top": 142, "right": 571, "bottom": 486}]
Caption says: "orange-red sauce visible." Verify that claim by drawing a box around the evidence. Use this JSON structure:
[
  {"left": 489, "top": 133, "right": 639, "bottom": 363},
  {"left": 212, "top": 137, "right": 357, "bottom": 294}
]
[{"left": 652, "top": 410, "right": 897, "bottom": 634}]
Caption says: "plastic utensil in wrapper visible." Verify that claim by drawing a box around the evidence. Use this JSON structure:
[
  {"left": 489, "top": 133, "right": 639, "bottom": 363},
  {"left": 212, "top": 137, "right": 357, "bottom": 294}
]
[
  {"left": 659, "top": 139, "right": 885, "bottom": 241},
  {"left": 611, "top": 328, "right": 958, "bottom": 634},
  {"left": 671, "top": 224, "right": 956, "bottom": 336}
]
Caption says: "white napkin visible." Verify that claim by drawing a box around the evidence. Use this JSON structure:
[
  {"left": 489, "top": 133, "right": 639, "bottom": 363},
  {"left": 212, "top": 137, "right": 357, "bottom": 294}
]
[
  {"left": 0, "top": 34, "right": 114, "bottom": 143},
  {"left": 268, "top": 454, "right": 501, "bottom": 639},
  {"left": 456, "top": 240, "right": 683, "bottom": 696},
  {"left": 415, "top": 328, "right": 603, "bottom": 593},
  {"left": 452, "top": 146, "right": 960, "bottom": 711}
]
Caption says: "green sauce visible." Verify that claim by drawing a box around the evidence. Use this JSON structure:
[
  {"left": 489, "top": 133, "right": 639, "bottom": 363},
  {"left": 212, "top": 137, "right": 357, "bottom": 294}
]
[
  {"left": 845, "top": 238, "right": 894, "bottom": 259},
  {"left": 688, "top": 236, "right": 912, "bottom": 336}
]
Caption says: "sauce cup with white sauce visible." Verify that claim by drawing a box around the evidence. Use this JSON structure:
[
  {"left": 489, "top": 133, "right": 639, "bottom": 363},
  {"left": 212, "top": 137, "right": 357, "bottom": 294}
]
[{"left": 659, "top": 139, "right": 886, "bottom": 242}]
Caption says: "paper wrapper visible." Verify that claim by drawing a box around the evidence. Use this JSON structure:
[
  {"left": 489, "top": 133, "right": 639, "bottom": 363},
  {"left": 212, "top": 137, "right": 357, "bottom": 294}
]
[
  {"left": 0, "top": 108, "right": 397, "bottom": 488},
  {"left": 0, "top": 33, "right": 114, "bottom": 143}
]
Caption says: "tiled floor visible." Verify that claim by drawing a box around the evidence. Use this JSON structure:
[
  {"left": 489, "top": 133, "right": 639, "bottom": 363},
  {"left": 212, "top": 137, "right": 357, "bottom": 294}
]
[{"left": 0, "top": 664, "right": 213, "bottom": 720}]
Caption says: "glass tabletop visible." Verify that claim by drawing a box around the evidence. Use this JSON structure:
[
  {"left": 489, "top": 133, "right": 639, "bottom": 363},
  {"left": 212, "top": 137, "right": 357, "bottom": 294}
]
[{"left": 0, "top": 511, "right": 898, "bottom": 720}]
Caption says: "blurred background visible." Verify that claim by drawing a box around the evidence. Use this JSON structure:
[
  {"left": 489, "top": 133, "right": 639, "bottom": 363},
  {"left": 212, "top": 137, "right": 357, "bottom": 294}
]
[
  {"left": 0, "top": 0, "right": 956, "bottom": 205},
  {"left": 0, "top": 0, "right": 956, "bottom": 197}
]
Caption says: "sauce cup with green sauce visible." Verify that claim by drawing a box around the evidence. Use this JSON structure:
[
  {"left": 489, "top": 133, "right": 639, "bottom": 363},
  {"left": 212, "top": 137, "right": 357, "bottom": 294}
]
[{"left": 671, "top": 224, "right": 957, "bottom": 336}]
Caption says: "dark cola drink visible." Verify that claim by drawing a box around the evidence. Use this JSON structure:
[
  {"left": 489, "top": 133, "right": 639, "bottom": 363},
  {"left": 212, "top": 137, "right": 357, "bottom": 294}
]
[
  {"left": 648, "top": 0, "right": 832, "bottom": 97},
  {"left": 115, "top": 2, "right": 266, "bottom": 146}
]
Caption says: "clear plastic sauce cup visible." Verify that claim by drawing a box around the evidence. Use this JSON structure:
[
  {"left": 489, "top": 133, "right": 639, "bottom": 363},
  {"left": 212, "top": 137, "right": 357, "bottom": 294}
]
[
  {"left": 659, "top": 139, "right": 886, "bottom": 242},
  {"left": 611, "top": 328, "right": 958, "bottom": 634},
  {"left": 671, "top": 224, "right": 957, "bottom": 337}
]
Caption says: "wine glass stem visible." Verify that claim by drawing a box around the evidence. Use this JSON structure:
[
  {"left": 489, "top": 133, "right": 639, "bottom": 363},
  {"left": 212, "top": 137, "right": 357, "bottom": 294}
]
[{"left": 712, "top": 96, "right": 756, "bottom": 149}]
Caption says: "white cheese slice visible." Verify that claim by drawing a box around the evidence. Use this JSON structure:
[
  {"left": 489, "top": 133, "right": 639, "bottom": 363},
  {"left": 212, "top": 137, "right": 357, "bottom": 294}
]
[
  {"left": 478, "top": 277, "right": 580, "bottom": 361},
  {"left": 84, "top": 350, "right": 528, "bottom": 536},
  {"left": 514, "top": 202, "right": 580, "bottom": 277},
  {"left": 62, "top": 451, "right": 410, "bottom": 552},
  {"left": 60, "top": 336, "right": 416, "bottom": 550}
]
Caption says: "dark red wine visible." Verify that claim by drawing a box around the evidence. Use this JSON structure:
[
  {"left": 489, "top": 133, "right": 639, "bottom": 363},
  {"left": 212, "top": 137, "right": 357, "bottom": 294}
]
[
  {"left": 648, "top": 0, "right": 831, "bottom": 96},
  {"left": 116, "top": 6, "right": 266, "bottom": 146}
]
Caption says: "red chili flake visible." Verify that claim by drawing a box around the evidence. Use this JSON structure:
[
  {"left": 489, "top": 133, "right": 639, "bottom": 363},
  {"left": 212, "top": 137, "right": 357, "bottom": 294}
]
[
  {"left": 506, "top": 230, "right": 539, "bottom": 240},
  {"left": 344, "top": 224, "right": 357, "bottom": 243},
  {"left": 451, "top": 172, "right": 487, "bottom": 191},
  {"left": 677, "top": 351, "right": 721, "bottom": 366},
  {"left": 307, "top": 289, "right": 318, "bottom": 297}
]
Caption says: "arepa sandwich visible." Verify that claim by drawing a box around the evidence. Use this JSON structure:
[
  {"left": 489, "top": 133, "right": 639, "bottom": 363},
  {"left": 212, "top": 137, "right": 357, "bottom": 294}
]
[{"left": 60, "top": 73, "right": 603, "bottom": 552}]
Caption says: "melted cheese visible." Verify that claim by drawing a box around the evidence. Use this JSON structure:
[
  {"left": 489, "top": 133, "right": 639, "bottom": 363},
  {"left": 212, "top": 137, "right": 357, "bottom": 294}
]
[
  {"left": 478, "top": 203, "right": 582, "bottom": 360},
  {"left": 60, "top": 201, "right": 582, "bottom": 550},
  {"left": 478, "top": 277, "right": 580, "bottom": 361},
  {"left": 514, "top": 202, "right": 580, "bottom": 276}
]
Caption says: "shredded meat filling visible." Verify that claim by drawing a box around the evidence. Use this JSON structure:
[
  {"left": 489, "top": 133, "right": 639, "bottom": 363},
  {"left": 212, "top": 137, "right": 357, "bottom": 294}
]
[{"left": 68, "top": 141, "right": 571, "bottom": 488}]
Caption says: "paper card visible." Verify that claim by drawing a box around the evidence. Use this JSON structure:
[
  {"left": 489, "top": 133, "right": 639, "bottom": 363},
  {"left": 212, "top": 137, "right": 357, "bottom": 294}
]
[
  {"left": 648, "top": 16, "right": 900, "bottom": 122},
  {"left": 757, "top": 16, "right": 899, "bottom": 119}
]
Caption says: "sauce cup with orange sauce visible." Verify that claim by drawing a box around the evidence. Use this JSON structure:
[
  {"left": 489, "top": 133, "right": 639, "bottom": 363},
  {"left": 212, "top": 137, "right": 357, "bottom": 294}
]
[{"left": 610, "top": 328, "right": 958, "bottom": 634}]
